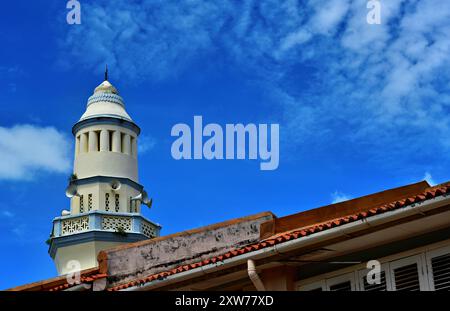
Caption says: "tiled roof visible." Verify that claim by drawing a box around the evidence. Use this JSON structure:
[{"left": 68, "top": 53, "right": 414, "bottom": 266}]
[
  {"left": 108, "top": 182, "right": 450, "bottom": 291},
  {"left": 8, "top": 267, "right": 107, "bottom": 292},
  {"left": 48, "top": 273, "right": 108, "bottom": 291}
]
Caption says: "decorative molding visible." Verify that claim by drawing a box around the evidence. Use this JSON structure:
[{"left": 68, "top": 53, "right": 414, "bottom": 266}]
[
  {"left": 72, "top": 117, "right": 140, "bottom": 136},
  {"left": 48, "top": 231, "right": 148, "bottom": 258},
  {"left": 50, "top": 211, "right": 161, "bottom": 258},
  {"left": 70, "top": 175, "right": 144, "bottom": 192},
  {"left": 87, "top": 93, "right": 124, "bottom": 107},
  {"left": 61, "top": 216, "right": 89, "bottom": 236},
  {"left": 102, "top": 215, "right": 132, "bottom": 232},
  {"left": 141, "top": 220, "right": 158, "bottom": 238}
]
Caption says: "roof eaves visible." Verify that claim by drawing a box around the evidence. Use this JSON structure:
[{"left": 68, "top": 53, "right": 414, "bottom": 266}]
[{"left": 108, "top": 182, "right": 450, "bottom": 291}]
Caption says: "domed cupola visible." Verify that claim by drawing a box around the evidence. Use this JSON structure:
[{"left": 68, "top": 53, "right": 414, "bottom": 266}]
[{"left": 79, "top": 79, "right": 132, "bottom": 122}]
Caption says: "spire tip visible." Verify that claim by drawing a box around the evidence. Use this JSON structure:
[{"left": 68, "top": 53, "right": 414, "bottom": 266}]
[{"left": 104, "top": 64, "right": 108, "bottom": 81}]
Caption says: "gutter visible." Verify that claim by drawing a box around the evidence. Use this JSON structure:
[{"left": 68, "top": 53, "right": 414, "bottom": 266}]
[
  {"left": 64, "top": 283, "right": 91, "bottom": 291},
  {"left": 121, "top": 194, "right": 450, "bottom": 291}
]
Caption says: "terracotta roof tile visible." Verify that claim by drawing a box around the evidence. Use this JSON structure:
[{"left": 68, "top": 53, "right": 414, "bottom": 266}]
[{"left": 47, "top": 273, "right": 107, "bottom": 292}]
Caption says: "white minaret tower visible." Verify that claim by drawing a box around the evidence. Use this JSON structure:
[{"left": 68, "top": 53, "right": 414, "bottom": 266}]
[{"left": 48, "top": 70, "right": 160, "bottom": 275}]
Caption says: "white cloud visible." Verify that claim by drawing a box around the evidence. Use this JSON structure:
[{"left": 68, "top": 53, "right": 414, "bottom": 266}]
[
  {"left": 12, "top": 224, "right": 26, "bottom": 237},
  {"left": 309, "top": 0, "right": 350, "bottom": 34},
  {"left": 424, "top": 172, "right": 436, "bottom": 186},
  {"left": 279, "top": 29, "right": 312, "bottom": 52},
  {"left": 331, "top": 191, "right": 351, "bottom": 204},
  {"left": 0, "top": 125, "right": 71, "bottom": 180},
  {"left": 60, "top": 0, "right": 450, "bottom": 168}
]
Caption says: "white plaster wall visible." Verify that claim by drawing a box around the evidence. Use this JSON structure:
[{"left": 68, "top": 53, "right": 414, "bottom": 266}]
[
  {"left": 70, "top": 182, "right": 142, "bottom": 214},
  {"left": 54, "top": 240, "right": 125, "bottom": 275},
  {"left": 73, "top": 124, "right": 139, "bottom": 182}
]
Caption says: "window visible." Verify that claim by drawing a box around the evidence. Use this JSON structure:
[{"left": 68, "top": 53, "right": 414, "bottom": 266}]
[
  {"left": 79, "top": 195, "right": 84, "bottom": 213},
  {"left": 95, "top": 131, "right": 101, "bottom": 151},
  {"left": 358, "top": 263, "right": 391, "bottom": 291},
  {"left": 108, "top": 131, "right": 113, "bottom": 152},
  {"left": 120, "top": 132, "right": 125, "bottom": 153},
  {"left": 393, "top": 264, "right": 421, "bottom": 291},
  {"left": 426, "top": 245, "right": 450, "bottom": 291},
  {"left": 88, "top": 194, "right": 93, "bottom": 211},
  {"left": 130, "top": 197, "right": 138, "bottom": 213},
  {"left": 389, "top": 255, "right": 428, "bottom": 291},
  {"left": 115, "top": 194, "right": 120, "bottom": 212},
  {"left": 363, "top": 271, "right": 386, "bottom": 291},
  {"left": 297, "top": 244, "right": 450, "bottom": 291},
  {"left": 326, "top": 273, "right": 356, "bottom": 291},
  {"left": 430, "top": 254, "right": 450, "bottom": 291},
  {"left": 299, "top": 272, "right": 358, "bottom": 291},
  {"left": 105, "top": 193, "right": 110, "bottom": 211}
]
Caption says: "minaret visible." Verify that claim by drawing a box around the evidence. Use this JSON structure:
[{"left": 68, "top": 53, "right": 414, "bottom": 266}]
[{"left": 48, "top": 72, "right": 160, "bottom": 275}]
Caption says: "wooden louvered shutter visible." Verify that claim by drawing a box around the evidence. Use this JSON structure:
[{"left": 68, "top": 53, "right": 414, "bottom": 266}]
[
  {"left": 393, "top": 264, "right": 421, "bottom": 291},
  {"left": 326, "top": 273, "right": 356, "bottom": 291},
  {"left": 359, "top": 264, "right": 392, "bottom": 291},
  {"left": 431, "top": 253, "right": 450, "bottom": 291},
  {"left": 427, "top": 246, "right": 450, "bottom": 291},
  {"left": 329, "top": 281, "right": 352, "bottom": 291},
  {"left": 390, "top": 255, "right": 428, "bottom": 291},
  {"left": 362, "top": 270, "right": 388, "bottom": 291}
]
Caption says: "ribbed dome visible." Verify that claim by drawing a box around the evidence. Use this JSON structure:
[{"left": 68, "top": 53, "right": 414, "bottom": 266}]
[
  {"left": 94, "top": 80, "right": 119, "bottom": 94},
  {"left": 79, "top": 80, "right": 132, "bottom": 122}
]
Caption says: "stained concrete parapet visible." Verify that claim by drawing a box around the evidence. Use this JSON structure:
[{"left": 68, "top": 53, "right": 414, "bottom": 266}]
[{"left": 98, "top": 212, "right": 275, "bottom": 286}]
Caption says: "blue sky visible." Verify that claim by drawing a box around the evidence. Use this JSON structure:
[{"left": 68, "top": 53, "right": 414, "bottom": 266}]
[{"left": 1, "top": 0, "right": 449, "bottom": 289}]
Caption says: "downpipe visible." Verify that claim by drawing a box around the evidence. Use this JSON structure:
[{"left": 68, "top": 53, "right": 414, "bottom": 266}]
[{"left": 247, "top": 259, "right": 266, "bottom": 291}]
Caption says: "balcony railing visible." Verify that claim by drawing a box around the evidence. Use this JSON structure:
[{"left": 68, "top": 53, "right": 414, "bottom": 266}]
[{"left": 51, "top": 211, "right": 160, "bottom": 239}]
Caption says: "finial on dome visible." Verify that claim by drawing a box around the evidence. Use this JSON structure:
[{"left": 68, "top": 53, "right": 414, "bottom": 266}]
[
  {"left": 105, "top": 64, "right": 108, "bottom": 81},
  {"left": 94, "top": 77, "right": 119, "bottom": 95}
]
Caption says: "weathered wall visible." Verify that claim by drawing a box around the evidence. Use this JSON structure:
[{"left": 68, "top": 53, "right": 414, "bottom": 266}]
[{"left": 99, "top": 212, "right": 274, "bottom": 286}]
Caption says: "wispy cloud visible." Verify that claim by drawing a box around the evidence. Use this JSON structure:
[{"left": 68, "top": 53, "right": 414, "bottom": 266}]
[
  {"left": 0, "top": 125, "right": 71, "bottom": 181},
  {"left": 12, "top": 224, "right": 27, "bottom": 238},
  {"left": 138, "top": 135, "right": 156, "bottom": 155},
  {"left": 331, "top": 191, "right": 351, "bottom": 204},
  {"left": 424, "top": 172, "right": 436, "bottom": 186},
  {"left": 60, "top": 0, "right": 450, "bottom": 169},
  {"left": 1, "top": 210, "right": 14, "bottom": 218}
]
